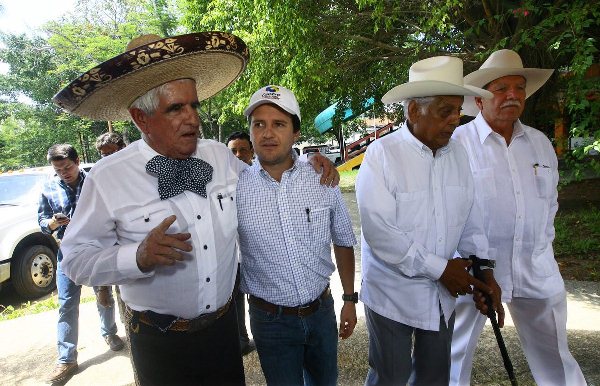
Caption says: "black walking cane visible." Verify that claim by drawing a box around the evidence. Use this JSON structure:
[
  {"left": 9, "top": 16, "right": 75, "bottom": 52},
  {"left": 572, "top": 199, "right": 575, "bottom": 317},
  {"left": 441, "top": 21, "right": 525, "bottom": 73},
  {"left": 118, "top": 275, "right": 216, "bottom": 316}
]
[{"left": 468, "top": 255, "right": 518, "bottom": 386}]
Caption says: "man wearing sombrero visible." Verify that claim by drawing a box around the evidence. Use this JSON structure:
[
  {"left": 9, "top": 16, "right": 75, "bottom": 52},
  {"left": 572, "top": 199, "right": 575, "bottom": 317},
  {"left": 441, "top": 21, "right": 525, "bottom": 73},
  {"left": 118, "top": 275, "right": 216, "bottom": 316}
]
[
  {"left": 450, "top": 49, "right": 587, "bottom": 386},
  {"left": 54, "top": 32, "right": 337, "bottom": 385},
  {"left": 356, "top": 56, "right": 503, "bottom": 385}
]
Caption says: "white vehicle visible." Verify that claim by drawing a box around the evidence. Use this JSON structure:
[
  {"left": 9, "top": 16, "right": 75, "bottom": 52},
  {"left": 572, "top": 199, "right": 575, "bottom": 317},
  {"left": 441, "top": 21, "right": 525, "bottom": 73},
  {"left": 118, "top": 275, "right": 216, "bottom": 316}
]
[
  {"left": 0, "top": 164, "right": 93, "bottom": 299},
  {"left": 0, "top": 167, "right": 59, "bottom": 299},
  {"left": 302, "top": 144, "right": 342, "bottom": 165}
]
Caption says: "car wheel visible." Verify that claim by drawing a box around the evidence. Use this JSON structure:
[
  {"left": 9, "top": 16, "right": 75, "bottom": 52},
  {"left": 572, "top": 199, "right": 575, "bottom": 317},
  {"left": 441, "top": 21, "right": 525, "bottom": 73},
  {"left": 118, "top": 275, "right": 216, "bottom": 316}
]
[{"left": 11, "top": 245, "right": 57, "bottom": 299}]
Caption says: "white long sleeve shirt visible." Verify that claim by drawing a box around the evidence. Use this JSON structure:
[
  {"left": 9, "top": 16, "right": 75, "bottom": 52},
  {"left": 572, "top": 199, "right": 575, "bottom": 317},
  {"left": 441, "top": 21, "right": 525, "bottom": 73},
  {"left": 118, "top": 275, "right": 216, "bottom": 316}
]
[
  {"left": 356, "top": 123, "right": 489, "bottom": 331},
  {"left": 61, "top": 139, "right": 246, "bottom": 319},
  {"left": 453, "top": 113, "right": 564, "bottom": 300}
]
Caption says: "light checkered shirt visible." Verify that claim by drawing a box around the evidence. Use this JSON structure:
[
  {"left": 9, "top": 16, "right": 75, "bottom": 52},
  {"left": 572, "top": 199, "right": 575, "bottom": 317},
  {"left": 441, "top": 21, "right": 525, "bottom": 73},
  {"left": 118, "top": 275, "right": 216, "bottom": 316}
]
[{"left": 237, "top": 160, "right": 356, "bottom": 307}]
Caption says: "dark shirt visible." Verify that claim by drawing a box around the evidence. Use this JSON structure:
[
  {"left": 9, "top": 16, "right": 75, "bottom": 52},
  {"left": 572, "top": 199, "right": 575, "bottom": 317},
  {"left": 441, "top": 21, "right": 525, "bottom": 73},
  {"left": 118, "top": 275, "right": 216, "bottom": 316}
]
[{"left": 38, "top": 170, "right": 86, "bottom": 240}]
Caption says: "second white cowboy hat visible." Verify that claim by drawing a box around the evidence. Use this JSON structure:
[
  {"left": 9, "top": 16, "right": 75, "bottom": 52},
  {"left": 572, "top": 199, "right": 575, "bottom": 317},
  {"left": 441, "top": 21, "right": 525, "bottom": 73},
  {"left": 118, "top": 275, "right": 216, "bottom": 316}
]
[
  {"left": 244, "top": 85, "right": 301, "bottom": 121},
  {"left": 381, "top": 56, "right": 492, "bottom": 104},
  {"left": 462, "top": 49, "right": 554, "bottom": 116}
]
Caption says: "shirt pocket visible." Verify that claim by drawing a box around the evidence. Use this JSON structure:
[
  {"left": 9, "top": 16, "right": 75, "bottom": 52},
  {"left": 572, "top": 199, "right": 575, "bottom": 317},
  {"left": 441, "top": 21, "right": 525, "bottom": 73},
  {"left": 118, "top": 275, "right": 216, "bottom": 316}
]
[
  {"left": 210, "top": 184, "right": 238, "bottom": 241},
  {"left": 309, "top": 206, "right": 331, "bottom": 246},
  {"left": 534, "top": 166, "right": 553, "bottom": 198},
  {"left": 472, "top": 168, "right": 496, "bottom": 200},
  {"left": 445, "top": 186, "right": 471, "bottom": 228},
  {"left": 120, "top": 201, "right": 177, "bottom": 236},
  {"left": 395, "top": 190, "right": 427, "bottom": 232}
]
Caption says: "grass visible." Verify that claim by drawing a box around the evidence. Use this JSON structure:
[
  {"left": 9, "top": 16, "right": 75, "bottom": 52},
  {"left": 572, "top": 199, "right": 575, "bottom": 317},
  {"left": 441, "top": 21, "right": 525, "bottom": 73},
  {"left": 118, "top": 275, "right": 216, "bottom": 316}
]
[
  {"left": 554, "top": 208, "right": 600, "bottom": 257},
  {"left": 339, "top": 170, "right": 358, "bottom": 193},
  {"left": 0, "top": 295, "right": 95, "bottom": 321}
]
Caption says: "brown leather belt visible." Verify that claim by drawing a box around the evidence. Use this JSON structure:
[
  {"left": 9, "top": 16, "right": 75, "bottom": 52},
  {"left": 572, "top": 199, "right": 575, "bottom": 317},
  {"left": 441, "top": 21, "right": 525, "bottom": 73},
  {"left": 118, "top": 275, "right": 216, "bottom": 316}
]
[
  {"left": 125, "top": 298, "right": 231, "bottom": 333},
  {"left": 248, "top": 286, "right": 331, "bottom": 317}
]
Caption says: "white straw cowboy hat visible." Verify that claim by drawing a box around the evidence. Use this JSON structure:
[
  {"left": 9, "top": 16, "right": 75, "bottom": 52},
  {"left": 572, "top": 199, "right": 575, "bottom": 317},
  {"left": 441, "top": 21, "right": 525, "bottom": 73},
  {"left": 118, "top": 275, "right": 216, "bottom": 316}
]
[
  {"left": 53, "top": 32, "right": 249, "bottom": 121},
  {"left": 462, "top": 49, "right": 554, "bottom": 116},
  {"left": 381, "top": 56, "right": 492, "bottom": 104}
]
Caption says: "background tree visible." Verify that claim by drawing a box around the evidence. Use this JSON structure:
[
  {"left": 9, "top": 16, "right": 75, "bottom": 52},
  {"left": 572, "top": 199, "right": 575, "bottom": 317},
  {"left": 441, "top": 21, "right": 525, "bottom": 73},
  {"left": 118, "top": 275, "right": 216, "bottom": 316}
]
[{"left": 1, "top": 0, "right": 598, "bottom": 169}]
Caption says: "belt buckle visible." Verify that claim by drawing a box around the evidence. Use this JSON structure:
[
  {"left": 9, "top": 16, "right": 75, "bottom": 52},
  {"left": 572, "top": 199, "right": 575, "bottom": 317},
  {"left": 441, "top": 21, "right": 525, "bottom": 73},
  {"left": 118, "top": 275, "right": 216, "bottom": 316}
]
[{"left": 297, "top": 303, "right": 314, "bottom": 317}]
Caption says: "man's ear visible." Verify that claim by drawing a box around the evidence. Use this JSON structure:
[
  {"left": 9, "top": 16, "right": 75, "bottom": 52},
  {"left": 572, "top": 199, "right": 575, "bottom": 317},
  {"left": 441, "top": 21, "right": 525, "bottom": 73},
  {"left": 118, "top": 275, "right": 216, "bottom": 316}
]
[
  {"left": 407, "top": 100, "right": 420, "bottom": 122},
  {"left": 129, "top": 108, "right": 149, "bottom": 134},
  {"left": 474, "top": 97, "right": 484, "bottom": 110}
]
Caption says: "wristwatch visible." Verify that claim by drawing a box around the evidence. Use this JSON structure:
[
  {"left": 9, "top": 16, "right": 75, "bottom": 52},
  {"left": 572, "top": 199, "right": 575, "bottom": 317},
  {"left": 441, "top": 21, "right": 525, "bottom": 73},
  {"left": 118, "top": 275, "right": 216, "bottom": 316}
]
[{"left": 342, "top": 292, "right": 359, "bottom": 303}]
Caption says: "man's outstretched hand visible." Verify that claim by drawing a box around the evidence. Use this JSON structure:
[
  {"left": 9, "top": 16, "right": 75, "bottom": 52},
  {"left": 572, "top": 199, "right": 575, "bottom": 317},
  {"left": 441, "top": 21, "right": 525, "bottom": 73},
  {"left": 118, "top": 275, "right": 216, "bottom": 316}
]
[{"left": 136, "top": 215, "right": 192, "bottom": 272}]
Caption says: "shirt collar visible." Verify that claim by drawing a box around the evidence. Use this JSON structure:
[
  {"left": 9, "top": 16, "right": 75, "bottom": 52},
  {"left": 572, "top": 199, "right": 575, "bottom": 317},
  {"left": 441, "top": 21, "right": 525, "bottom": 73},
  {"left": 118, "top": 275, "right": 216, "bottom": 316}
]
[
  {"left": 474, "top": 112, "right": 526, "bottom": 144},
  {"left": 254, "top": 149, "right": 300, "bottom": 182},
  {"left": 57, "top": 169, "right": 86, "bottom": 191}
]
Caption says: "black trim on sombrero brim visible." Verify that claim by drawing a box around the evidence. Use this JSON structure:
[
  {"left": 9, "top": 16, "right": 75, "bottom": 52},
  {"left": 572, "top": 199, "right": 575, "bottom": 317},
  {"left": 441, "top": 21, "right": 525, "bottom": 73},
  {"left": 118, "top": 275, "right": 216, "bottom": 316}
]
[{"left": 52, "top": 32, "right": 249, "bottom": 121}]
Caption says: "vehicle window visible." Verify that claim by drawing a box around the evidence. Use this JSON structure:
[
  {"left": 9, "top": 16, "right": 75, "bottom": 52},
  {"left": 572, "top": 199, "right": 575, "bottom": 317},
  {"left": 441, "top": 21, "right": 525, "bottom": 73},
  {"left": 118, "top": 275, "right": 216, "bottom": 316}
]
[{"left": 0, "top": 174, "right": 47, "bottom": 206}]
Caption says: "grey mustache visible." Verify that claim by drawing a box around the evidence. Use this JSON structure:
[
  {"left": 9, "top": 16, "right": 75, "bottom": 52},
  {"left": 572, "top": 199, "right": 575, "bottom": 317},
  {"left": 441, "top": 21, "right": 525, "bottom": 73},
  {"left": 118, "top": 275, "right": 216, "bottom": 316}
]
[{"left": 501, "top": 100, "right": 521, "bottom": 108}]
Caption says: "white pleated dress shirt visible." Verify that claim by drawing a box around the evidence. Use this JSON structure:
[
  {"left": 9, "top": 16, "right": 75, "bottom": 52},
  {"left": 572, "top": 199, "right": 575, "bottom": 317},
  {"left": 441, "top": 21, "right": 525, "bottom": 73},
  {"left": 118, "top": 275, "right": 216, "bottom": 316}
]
[
  {"left": 357, "top": 122, "right": 489, "bottom": 331},
  {"left": 61, "top": 139, "right": 246, "bottom": 319},
  {"left": 453, "top": 113, "right": 564, "bottom": 300}
]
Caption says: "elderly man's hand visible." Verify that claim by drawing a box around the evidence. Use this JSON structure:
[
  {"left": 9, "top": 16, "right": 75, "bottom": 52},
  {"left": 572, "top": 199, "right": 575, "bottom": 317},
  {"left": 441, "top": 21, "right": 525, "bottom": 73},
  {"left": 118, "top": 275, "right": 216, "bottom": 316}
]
[
  {"left": 136, "top": 215, "right": 192, "bottom": 272},
  {"left": 439, "top": 259, "right": 492, "bottom": 298},
  {"left": 473, "top": 270, "right": 505, "bottom": 327},
  {"left": 307, "top": 152, "right": 340, "bottom": 187}
]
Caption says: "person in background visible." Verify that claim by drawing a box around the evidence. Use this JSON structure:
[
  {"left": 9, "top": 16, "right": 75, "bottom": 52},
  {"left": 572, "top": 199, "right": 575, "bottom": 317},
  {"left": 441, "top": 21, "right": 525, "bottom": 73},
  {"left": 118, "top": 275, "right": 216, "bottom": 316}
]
[
  {"left": 356, "top": 56, "right": 502, "bottom": 385},
  {"left": 238, "top": 85, "right": 358, "bottom": 385},
  {"left": 38, "top": 144, "right": 124, "bottom": 385},
  {"left": 95, "top": 132, "right": 127, "bottom": 158},
  {"left": 227, "top": 131, "right": 254, "bottom": 165},
  {"left": 450, "top": 49, "right": 586, "bottom": 386},
  {"left": 225, "top": 130, "right": 256, "bottom": 356},
  {"left": 93, "top": 132, "right": 127, "bottom": 312}
]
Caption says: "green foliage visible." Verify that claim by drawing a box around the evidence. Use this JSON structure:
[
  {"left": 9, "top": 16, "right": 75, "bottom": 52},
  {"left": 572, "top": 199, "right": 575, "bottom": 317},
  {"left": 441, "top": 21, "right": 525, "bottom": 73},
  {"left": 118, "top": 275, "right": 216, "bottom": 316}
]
[
  {"left": 555, "top": 208, "right": 600, "bottom": 257},
  {"left": 0, "top": 0, "right": 173, "bottom": 168},
  {"left": 1, "top": 0, "right": 599, "bottom": 167}
]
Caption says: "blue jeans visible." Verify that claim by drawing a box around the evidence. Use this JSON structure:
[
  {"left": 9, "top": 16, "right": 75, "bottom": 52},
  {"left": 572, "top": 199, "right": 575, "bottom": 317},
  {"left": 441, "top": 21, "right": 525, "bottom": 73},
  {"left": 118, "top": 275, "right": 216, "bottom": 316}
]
[
  {"left": 56, "top": 250, "right": 117, "bottom": 363},
  {"left": 249, "top": 292, "right": 338, "bottom": 386}
]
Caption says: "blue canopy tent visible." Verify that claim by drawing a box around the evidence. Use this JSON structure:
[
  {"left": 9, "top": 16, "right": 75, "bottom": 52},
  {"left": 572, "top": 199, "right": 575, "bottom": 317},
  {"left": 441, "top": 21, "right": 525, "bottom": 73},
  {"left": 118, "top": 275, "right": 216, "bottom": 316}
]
[
  {"left": 313, "top": 97, "right": 375, "bottom": 163},
  {"left": 314, "top": 97, "right": 375, "bottom": 134}
]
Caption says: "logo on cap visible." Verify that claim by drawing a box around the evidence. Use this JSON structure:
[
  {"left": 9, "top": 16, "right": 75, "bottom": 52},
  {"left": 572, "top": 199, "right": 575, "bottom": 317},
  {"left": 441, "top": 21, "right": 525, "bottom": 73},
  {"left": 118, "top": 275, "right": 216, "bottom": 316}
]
[{"left": 261, "top": 85, "right": 281, "bottom": 100}]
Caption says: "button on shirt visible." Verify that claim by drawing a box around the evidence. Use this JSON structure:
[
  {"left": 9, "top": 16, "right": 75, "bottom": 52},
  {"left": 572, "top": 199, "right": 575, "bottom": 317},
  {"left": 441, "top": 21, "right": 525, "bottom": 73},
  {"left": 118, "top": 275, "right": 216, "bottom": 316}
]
[
  {"left": 60, "top": 139, "right": 246, "bottom": 319},
  {"left": 38, "top": 170, "right": 86, "bottom": 240},
  {"left": 237, "top": 159, "right": 356, "bottom": 307},
  {"left": 357, "top": 123, "right": 489, "bottom": 331},
  {"left": 453, "top": 113, "right": 564, "bottom": 300}
]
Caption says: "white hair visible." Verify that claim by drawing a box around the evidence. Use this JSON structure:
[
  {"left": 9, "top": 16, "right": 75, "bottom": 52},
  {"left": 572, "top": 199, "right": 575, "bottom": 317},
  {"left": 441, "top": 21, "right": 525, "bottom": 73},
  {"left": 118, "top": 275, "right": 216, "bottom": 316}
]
[
  {"left": 402, "top": 96, "right": 436, "bottom": 117},
  {"left": 129, "top": 82, "right": 172, "bottom": 116}
]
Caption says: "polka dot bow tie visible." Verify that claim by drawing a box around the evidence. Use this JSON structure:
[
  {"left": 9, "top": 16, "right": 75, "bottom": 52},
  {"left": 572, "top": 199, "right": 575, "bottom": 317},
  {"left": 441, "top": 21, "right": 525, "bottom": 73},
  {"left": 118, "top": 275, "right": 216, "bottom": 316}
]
[{"left": 146, "top": 155, "right": 213, "bottom": 200}]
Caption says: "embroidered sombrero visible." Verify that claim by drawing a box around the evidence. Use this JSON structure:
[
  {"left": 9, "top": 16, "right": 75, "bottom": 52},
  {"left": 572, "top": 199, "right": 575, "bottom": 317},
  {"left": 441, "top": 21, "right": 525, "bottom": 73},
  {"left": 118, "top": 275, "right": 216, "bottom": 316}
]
[{"left": 53, "top": 32, "right": 249, "bottom": 121}]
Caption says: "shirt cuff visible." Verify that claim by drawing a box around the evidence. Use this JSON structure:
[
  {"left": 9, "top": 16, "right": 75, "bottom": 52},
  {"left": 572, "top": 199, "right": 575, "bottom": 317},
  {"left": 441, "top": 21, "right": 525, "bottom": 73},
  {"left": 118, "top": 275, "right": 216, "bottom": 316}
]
[
  {"left": 423, "top": 253, "right": 448, "bottom": 280},
  {"left": 117, "top": 242, "right": 154, "bottom": 279}
]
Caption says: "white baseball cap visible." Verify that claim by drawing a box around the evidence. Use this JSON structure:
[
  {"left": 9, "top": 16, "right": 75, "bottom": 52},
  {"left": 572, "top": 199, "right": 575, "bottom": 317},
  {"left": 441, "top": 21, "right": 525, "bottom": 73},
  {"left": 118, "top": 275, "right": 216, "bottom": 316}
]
[{"left": 244, "top": 85, "right": 301, "bottom": 122}]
